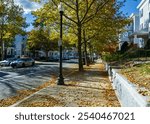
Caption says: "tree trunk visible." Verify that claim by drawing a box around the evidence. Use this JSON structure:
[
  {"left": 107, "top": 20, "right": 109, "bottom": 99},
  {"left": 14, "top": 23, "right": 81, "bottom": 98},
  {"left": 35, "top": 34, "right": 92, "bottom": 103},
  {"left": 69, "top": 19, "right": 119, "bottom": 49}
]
[
  {"left": 0, "top": 35, "right": 4, "bottom": 61},
  {"left": 83, "top": 30, "right": 89, "bottom": 66},
  {"left": 78, "top": 24, "right": 83, "bottom": 71},
  {"left": 0, "top": 16, "right": 5, "bottom": 61},
  {"left": 89, "top": 43, "right": 93, "bottom": 63}
]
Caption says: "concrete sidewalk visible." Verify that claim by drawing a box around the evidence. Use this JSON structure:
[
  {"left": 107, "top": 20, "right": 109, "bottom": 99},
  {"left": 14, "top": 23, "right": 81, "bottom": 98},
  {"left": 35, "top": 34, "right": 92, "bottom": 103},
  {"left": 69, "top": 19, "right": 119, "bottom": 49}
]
[{"left": 12, "top": 60, "right": 120, "bottom": 107}]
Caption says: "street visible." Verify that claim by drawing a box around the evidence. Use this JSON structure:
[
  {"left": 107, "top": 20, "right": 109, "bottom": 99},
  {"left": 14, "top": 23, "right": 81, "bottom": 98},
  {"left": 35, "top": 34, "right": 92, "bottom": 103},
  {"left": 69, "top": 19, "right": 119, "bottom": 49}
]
[{"left": 0, "top": 61, "right": 77, "bottom": 100}]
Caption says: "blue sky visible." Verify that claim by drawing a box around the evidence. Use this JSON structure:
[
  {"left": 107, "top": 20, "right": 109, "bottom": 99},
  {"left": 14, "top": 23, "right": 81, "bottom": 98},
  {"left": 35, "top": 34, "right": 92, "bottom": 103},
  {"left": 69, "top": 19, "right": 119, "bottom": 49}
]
[
  {"left": 14, "top": 0, "right": 43, "bottom": 31},
  {"left": 14, "top": 0, "right": 141, "bottom": 31},
  {"left": 121, "top": 0, "right": 141, "bottom": 16}
]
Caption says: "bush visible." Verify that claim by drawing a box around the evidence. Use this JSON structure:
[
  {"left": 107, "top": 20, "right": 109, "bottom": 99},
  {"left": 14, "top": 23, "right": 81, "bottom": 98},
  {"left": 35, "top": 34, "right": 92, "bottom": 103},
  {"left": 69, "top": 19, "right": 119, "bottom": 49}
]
[
  {"left": 102, "top": 48, "right": 150, "bottom": 62},
  {"left": 102, "top": 52, "right": 121, "bottom": 62}
]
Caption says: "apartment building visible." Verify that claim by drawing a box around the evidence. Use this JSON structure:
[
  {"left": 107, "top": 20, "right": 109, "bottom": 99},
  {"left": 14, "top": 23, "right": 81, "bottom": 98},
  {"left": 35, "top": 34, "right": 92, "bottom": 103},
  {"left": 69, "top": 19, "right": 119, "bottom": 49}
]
[
  {"left": 5, "top": 34, "right": 28, "bottom": 58},
  {"left": 119, "top": 13, "right": 143, "bottom": 51},
  {"left": 118, "top": 26, "right": 130, "bottom": 51},
  {"left": 13, "top": 34, "right": 28, "bottom": 57},
  {"left": 118, "top": 0, "right": 150, "bottom": 51},
  {"left": 128, "top": 13, "right": 144, "bottom": 48},
  {"left": 136, "top": 0, "right": 150, "bottom": 48}
]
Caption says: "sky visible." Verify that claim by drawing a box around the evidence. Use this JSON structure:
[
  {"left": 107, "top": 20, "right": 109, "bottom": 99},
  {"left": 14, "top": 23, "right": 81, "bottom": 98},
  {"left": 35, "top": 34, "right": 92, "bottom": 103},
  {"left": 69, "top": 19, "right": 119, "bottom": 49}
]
[
  {"left": 120, "top": 0, "right": 141, "bottom": 16},
  {"left": 14, "top": 0, "right": 141, "bottom": 32},
  {"left": 14, "top": 0, "right": 44, "bottom": 31}
]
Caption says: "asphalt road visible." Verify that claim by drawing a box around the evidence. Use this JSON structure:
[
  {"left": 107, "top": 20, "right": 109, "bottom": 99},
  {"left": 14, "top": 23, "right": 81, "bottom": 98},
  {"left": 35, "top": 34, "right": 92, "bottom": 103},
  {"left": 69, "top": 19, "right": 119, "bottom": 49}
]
[{"left": 0, "top": 61, "right": 77, "bottom": 100}]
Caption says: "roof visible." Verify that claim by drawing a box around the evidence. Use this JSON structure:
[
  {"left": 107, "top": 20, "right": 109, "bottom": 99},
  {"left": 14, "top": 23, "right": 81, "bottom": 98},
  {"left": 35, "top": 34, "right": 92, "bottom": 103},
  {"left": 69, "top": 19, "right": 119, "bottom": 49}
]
[{"left": 137, "top": 0, "right": 147, "bottom": 9}]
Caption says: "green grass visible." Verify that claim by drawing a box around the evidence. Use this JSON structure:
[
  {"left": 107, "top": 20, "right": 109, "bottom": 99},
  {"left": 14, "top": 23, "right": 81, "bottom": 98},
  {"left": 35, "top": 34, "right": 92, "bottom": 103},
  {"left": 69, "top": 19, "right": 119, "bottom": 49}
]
[
  {"left": 139, "top": 64, "right": 150, "bottom": 75},
  {"left": 122, "top": 63, "right": 150, "bottom": 76}
]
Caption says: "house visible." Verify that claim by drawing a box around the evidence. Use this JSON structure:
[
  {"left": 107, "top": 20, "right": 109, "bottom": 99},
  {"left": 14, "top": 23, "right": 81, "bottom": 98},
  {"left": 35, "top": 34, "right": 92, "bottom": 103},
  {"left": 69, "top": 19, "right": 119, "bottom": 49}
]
[
  {"left": 136, "top": 0, "right": 150, "bottom": 48},
  {"left": 119, "top": 12, "right": 144, "bottom": 51},
  {"left": 118, "top": 25, "right": 130, "bottom": 51},
  {"left": 48, "top": 51, "right": 59, "bottom": 61},
  {"left": 5, "top": 34, "right": 28, "bottom": 58},
  {"left": 13, "top": 34, "right": 28, "bottom": 57},
  {"left": 6, "top": 47, "right": 15, "bottom": 58},
  {"left": 6, "top": 34, "right": 78, "bottom": 60},
  {"left": 48, "top": 48, "right": 78, "bottom": 61},
  {"left": 128, "top": 13, "right": 144, "bottom": 48}
]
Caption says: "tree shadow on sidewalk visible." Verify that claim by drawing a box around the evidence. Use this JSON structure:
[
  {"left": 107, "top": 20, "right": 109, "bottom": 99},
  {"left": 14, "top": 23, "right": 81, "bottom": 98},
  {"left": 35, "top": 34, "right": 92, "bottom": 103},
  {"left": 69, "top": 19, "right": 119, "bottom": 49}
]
[{"left": 65, "top": 83, "right": 114, "bottom": 91}]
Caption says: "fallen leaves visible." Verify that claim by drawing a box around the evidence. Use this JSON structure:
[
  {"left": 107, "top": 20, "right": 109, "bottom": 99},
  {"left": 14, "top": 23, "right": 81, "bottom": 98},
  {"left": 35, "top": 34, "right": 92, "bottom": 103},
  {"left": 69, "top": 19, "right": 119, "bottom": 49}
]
[
  {"left": 121, "top": 63, "right": 150, "bottom": 97},
  {"left": 17, "top": 95, "right": 64, "bottom": 107},
  {"left": 137, "top": 89, "right": 150, "bottom": 96},
  {"left": 0, "top": 63, "right": 120, "bottom": 107},
  {"left": 0, "top": 78, "right": 56, "bottom": 107}
]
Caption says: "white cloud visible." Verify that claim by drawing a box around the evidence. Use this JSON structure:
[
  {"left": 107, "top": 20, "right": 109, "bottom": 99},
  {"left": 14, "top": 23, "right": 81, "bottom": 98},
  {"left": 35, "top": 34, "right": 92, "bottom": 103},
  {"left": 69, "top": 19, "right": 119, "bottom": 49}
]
[{"left": 14, "top": 0, "right": 43, "bottom": 14}]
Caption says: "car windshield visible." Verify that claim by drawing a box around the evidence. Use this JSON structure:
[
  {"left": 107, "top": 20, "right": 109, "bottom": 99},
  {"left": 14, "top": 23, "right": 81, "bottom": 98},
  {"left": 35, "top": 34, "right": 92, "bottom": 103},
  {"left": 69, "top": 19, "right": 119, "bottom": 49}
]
[
  {"left": 18, "top": 58, "right": 32, "bottom": 61},
  {"left": 7, "top": 58, "right": 17, "bottom": 61}
]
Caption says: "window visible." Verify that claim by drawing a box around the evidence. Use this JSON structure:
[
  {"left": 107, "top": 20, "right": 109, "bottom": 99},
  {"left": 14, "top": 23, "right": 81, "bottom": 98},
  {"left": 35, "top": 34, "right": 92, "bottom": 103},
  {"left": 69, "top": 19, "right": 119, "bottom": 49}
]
[
  {"left": 140, "top": 23, "right": 143, "bottom": 30},
  {"left": 149, "top": 12, "right": 150, "bottom": 22},
  {"left": 140, "top": 9, "right": 143, "bottom": 17}
]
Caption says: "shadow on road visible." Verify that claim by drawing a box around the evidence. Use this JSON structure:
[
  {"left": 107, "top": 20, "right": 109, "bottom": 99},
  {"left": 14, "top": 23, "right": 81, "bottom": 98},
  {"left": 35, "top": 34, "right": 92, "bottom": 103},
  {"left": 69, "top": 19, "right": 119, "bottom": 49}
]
[{"left": 0, "top": 72, "right": 9, "bottom": 77}]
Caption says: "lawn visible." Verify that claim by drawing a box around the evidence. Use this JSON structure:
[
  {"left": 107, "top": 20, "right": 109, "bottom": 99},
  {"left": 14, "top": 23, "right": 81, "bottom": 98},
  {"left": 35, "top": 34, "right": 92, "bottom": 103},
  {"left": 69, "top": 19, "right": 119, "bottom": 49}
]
[{"left": 121, "top": 63, "right": 150, "bottom": 96}]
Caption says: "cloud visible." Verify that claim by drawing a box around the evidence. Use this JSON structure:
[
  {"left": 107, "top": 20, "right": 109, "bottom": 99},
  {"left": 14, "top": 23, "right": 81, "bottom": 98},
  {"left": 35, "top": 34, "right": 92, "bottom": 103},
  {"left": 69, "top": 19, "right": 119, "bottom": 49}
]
[{"left": 14, "top": 0, "right": 43, "bottom": 14}]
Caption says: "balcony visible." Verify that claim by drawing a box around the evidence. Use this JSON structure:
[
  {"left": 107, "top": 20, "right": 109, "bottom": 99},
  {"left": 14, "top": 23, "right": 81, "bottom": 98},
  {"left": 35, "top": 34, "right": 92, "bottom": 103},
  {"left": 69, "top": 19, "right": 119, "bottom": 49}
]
[{"left": 139, "top": 20, "right": 149, "bottom": 32}]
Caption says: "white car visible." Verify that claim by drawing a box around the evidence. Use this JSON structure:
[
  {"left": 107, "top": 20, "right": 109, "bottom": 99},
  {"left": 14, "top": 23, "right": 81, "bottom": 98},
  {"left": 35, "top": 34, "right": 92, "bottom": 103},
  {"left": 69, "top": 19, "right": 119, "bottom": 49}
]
[
  {"left": 0, "top": 58, "right": 17, "bottom": 66},
  {"left": 0, "top": 60, "right": 9, "bottom": 66},
  {"left": 10, "top": 58, "right": 35, "bottom": 68}
]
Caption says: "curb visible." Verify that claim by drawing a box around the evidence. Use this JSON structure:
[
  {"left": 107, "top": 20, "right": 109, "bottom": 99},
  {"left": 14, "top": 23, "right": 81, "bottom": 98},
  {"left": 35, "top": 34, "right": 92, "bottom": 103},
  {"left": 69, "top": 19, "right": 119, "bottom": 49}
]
[{"left": 9, "top": 68, "right": 78, "bottom": 107}]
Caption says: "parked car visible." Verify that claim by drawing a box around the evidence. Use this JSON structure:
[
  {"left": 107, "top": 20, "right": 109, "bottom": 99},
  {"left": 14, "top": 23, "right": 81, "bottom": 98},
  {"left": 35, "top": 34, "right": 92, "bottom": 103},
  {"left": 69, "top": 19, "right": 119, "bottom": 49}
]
[
  {"left": 0, "top": 58, "right": 17, "bottom": 66},
  {"left": 10, "top": 57, "right": 35, "bottom": 68}
]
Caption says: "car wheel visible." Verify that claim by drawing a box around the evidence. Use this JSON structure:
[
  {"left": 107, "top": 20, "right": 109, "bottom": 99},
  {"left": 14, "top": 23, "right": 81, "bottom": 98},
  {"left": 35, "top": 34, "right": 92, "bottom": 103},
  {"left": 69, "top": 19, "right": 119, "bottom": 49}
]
[
  {"left": 12, "top": 65, "right": 16, "bottom": 68},
  {"left": 32, "top": 62, "right": 34, "bottom": 66},
  {"left": 22, "top": 63, "right": 25, "bottom": 67}
]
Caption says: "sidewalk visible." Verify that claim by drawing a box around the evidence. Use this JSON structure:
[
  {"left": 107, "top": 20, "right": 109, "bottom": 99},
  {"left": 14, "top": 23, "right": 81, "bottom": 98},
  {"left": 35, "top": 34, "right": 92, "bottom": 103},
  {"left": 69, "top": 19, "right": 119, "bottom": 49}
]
[{"left": 12, "top": 60, "right": 120, "bottom": 107}]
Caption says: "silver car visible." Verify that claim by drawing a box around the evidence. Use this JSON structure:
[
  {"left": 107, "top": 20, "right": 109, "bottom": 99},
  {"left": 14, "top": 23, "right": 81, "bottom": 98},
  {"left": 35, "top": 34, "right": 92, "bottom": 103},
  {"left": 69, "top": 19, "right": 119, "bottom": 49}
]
[
  {"left": 0, "top": 58, "right": 17, "bottom": 66},
  {"left": 10, "top": 58, "right": 35, "bottom": 68}
]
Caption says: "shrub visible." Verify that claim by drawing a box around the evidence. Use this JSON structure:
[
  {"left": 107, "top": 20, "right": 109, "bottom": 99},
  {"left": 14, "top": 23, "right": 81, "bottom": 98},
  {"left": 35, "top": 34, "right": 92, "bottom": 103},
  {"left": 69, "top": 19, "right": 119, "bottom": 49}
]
[{"left": 102, "top": 52, "right": 121, "bottom": 62}]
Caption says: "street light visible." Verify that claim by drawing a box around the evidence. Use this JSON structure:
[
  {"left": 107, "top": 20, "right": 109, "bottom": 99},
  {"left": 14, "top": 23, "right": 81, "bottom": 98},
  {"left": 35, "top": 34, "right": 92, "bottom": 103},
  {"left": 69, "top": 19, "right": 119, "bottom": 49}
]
[{"left": 57, "top": 2, "right": 64, "bottom": 85}]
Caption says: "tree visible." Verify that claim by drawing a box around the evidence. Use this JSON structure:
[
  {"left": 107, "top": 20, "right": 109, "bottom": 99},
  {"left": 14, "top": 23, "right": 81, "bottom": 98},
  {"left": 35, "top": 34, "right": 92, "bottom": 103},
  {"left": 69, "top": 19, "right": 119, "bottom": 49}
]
[
  {"left": 32, "top": 0, "right": 114, "bottom": 71},
  {"left": 31, "top": 0, "right": 129, "bottom": 71},
  {"left": 27, "top": 27, "right": 59, "bottom": 61},
  {"left": 76, "top": 0, "right": 129, "bottom": 65},
  {"left": 0, "top": 0, "right": 26, "bottom": 60}
]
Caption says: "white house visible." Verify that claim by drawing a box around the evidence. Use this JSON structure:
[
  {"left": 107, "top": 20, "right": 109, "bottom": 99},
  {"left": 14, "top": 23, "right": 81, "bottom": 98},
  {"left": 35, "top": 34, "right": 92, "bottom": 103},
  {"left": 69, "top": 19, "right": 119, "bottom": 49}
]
[
  {"left": 13, "top": 34, "right": 28, "bottom": 57},
  {"left": 136, "top": 0, "right": 150, "bottom": 48},
  {"left": 6, "top": 34, "right": 78, "bottom": 60},
  {"left": 119, "top": 13, "right": 143, "bottom": 50},
  {"left": 5, "top": 34, "right": 28, "bottom": 58},
  {"left": 128, "top": 13, "right": 144, "bottom": 48},
  {"left": 118, "top": 26, "right": 130, "bottom": 51}
]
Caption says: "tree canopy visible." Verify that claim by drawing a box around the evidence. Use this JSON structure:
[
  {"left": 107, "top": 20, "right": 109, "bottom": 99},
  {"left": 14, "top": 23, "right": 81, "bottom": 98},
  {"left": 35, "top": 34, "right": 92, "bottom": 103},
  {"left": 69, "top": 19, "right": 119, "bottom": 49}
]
[
  {"left": 31, "top": 0, "right": 130, "bottom": 71},
  {"left": 0, "top": 0, "right": 27, "bottom": 60}
]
